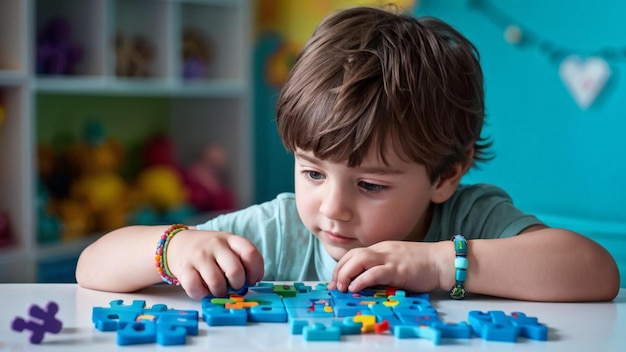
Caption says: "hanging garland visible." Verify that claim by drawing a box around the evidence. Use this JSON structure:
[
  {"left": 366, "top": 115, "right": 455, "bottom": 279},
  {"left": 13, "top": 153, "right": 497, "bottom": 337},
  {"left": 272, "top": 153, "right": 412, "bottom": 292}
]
[{"left": 468, "top": 0, "right": 621, "bottom": 109}]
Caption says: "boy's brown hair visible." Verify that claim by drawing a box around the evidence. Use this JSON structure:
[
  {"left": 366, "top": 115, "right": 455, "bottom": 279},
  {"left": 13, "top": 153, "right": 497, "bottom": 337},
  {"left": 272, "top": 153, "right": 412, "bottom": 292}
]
[{"left": 276, "top": 6, "right": 491, "bottom": 182}]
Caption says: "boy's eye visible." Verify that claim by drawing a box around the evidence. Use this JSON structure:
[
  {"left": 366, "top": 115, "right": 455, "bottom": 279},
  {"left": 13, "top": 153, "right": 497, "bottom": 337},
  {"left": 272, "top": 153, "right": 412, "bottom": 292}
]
[
  {"left": 358, "top": 181, "right": 385, "bottom": 192},
  {"left": 306, "top": 171, "right": 325, "bottom": 180}
]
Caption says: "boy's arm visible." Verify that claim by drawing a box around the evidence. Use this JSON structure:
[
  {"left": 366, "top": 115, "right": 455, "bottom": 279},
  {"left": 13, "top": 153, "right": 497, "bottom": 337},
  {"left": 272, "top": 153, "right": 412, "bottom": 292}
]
[
  {"left": 76, "top": 225, "right": 169, "bottom": 292},
  {"left": 439, "top": 226, "right": 621, "bottom": 302},
  {"left": 76, "top": 225, "right": 264, "bottom": 299}
]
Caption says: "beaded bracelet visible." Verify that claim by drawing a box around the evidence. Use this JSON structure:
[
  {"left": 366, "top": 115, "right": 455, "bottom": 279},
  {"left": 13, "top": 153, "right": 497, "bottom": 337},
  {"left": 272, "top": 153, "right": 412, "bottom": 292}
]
[
  {"left": 155, "top": 224, "right": 188, "bottom": 285},
  {"left": 449, "top": 234, "right": 468, "bottom": 300}
]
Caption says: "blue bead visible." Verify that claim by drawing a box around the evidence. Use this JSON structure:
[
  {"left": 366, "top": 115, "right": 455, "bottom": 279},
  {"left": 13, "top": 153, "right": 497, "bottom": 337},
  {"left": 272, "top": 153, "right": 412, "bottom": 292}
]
[
  {"left": 456, "top": 269, "right": 466, "bottom": 282},
  {"left": 455, "top": 257, "right": 468, "bottom": 269}
]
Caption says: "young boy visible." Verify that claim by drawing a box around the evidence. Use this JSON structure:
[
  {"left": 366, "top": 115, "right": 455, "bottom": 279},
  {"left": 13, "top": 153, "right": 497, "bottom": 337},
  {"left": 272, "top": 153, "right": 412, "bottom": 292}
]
[{"left": 76, "top": 6, "right": 619, "bottom": 302}]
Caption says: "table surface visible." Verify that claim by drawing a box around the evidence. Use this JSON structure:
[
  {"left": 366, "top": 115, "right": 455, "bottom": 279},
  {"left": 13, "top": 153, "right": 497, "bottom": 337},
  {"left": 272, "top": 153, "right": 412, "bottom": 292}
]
[{"left": 0, "top": 283, "right": 624, "bottom": 351}]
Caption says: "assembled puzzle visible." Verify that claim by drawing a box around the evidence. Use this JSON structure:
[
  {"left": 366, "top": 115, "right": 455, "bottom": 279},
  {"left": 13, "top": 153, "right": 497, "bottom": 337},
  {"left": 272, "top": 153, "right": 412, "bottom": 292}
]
[{"left": 87, "top": 282, "right": 549, "bottom": 346}]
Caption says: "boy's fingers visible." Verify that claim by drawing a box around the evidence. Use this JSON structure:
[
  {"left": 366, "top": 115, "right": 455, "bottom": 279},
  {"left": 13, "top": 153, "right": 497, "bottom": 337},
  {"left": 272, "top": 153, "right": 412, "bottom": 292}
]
[
  {"left": 228, "top": 236, "right": 265, "bottom": 284},
  {"left": 333, "top": 251, "right": 380, "bottom": 291},
  {"left": 331, "top": 249, "right": 358, "bottom": 284},
  {"left": 197, "top": 260, "right": 228, "bottom": 298},
  {"left": 348, "top": 265, "right": 392, "bottom": 292},
  {"left": 215, "top": 249, "right": 248, "bottom": 291},
  {"left": 179, "top": 269, "right": 210, "bottom": 300}
]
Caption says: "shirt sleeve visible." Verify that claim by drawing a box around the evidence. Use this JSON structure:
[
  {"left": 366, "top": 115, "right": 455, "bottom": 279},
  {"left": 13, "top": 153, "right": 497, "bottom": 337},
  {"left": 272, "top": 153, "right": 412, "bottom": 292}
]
[{"left": 427, "top": 184, "right": 545, "bottom": 241}]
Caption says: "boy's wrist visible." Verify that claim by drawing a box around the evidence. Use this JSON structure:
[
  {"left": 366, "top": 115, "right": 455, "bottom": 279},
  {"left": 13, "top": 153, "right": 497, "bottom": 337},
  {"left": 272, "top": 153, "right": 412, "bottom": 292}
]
[{"left": 435, "top": 240, "right": 457, "bottom": 291}]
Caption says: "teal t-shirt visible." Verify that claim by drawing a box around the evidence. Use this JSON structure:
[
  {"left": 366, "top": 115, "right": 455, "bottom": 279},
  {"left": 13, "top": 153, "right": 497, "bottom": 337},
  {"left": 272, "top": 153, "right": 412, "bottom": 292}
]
[{"left": 196, "top": 183, "right": 543, "bottom": 282}]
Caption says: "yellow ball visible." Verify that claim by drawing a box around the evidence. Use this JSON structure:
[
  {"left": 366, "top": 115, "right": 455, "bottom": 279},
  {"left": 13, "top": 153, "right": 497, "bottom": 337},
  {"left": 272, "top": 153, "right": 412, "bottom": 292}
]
[{"left": 136, "top": 166, "right": 187, "bottom": 211}]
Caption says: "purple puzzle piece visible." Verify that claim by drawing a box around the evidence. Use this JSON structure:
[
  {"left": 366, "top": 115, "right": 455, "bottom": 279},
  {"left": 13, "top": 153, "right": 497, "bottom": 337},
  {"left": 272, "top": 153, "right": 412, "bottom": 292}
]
[{"left": 11, "top": 301, "right": 63, "bottom": 344}]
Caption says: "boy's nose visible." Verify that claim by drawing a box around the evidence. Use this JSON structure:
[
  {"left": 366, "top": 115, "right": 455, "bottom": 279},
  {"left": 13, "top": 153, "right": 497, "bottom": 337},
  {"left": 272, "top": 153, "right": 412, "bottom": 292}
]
[{"left": 319, "top": 185, "right": 352, "bottom": 222}]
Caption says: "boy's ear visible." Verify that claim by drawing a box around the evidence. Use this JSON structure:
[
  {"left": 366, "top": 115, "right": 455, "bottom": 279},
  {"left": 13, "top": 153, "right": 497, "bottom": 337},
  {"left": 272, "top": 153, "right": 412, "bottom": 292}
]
[{"left": 431, "top": 148, "right": 474, "bottom": 204}]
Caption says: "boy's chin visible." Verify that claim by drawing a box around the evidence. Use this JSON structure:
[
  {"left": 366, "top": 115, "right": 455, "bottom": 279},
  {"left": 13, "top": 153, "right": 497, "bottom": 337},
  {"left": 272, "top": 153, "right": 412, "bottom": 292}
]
[{"left": 322, "top": 242, "right": 351, "bottom": 261}]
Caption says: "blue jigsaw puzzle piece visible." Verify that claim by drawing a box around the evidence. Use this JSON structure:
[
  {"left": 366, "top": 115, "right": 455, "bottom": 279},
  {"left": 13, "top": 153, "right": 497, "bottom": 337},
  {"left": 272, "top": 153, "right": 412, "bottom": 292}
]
[
  {"left": 393, "top": 325, "right": 442, "bottom": 344},
  {"left": 117, "top": 321, "right": 157, "bottom": 345},
  {"left": 283, "top": 289, "right": 331, "bottom": 307},
  {"left": 468, "top": 310, "right": 518, "bottom": 342},
  {"left": 285, "top": 306, "right": 335, "bottom": 319},
  {"left": 331, "top": 317, "right": 363, "bottom": 335},
  {"left": 248, "top": 305, "right": 288, "bottom": 323},
  {"left": 158, "top": 310, "right": 199, "bottom": 335},
  {"left": 431, "top": 322, "right": 472, "bottom": 339},
  {"left": 202, "top": 307, "right": 248, "bottom": 326},
  {"left": 389, "top": 293, "right": 434, "bottom": 310},
  {"left": 92, "top": 300, "right": 152, "bottom": 331},
  {"left": 509, "top": 312, "right": 548, "bottom": 341},
  {"left": 247, "top": 293, "right": 285, "bottom": 307},
  {"left": 108, "top": 300, "right": 147, "bottom": 312},
  {"left": 248, "top": 282, "right": 276, "bottom": 293},
  {"left": 290, "top": 319, "right": 309, "bottom": 334},
  {"left": 395, "top": 312, "right": 440, "bottom": 326},
  {"left": 294, "top": 282, "right": 312, "bottom": 293},
  {"left": 303, "top": 323, "right": 341, "bottom": 341},
  {"left": 92, "top": 307, "right": 140, "bottom": 331},
  {"left": 329, "top": 289, "right": 387, "bottom": 304},
  {"left": 332, "top": 299, "right": 369, "bottom": 317},
  {"left": 367, "top": 302, "right": 395, "bottom": 318},
  {"left": 156, "top": 324, "right": 188, "bottom": 346}
]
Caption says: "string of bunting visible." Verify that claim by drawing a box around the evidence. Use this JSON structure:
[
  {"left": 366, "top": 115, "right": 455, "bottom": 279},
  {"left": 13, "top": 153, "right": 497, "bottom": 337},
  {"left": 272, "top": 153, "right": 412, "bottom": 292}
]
[{"left": 467, "top": 0, "right": 621, "bottom": 109}]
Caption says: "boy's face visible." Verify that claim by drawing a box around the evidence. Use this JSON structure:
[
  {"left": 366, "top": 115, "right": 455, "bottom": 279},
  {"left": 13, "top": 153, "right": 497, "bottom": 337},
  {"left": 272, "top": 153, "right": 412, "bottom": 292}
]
[{"left": 294, "top": 145, "right": 440, "bottom": 261}]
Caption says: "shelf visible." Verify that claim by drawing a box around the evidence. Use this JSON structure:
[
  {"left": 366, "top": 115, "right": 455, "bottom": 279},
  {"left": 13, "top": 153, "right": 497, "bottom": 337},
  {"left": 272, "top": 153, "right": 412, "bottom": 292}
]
[
  {"left": 34, "top": 77, "right": 247, "bottom": 97},
  {"left": 0, "top": 71, "right": 28, "bottom": 86},
  {"left": 0, "top": 0, "right": 252, "bottom": 283}
]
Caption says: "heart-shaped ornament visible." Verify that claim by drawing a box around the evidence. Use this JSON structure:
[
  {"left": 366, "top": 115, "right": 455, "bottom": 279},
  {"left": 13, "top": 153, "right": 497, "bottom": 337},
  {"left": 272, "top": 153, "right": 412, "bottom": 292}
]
[{"left": 559, "top": 56, "right": 611, "bottom": 109}]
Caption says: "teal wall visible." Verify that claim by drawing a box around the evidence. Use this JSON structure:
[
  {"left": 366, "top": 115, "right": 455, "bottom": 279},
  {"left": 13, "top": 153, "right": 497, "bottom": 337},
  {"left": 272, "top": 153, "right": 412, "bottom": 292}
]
[
  {"left": 253, "top": 0, "right": 625, "bottom": 285},
  {"left": 416, "top": 0, "right": 625, "bottom": 285},
  {"left": 253, "top": 33, "right": 295, "bottom": 203}
]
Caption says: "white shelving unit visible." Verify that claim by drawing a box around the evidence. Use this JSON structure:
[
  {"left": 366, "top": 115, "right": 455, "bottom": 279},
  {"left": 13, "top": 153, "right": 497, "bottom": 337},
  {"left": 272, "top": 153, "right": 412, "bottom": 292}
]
[{"left": 0, "top": 0, "right": 252, "bottom": 282}]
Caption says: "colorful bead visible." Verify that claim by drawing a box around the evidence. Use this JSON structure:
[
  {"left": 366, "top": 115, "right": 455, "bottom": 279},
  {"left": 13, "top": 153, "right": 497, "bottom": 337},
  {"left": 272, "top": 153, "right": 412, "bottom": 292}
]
[
  {"left": 450, "top": 234, "right": 468, "bottom": 300},
  {"left": 155, "top": 224, "right": 189, "bottom": 285}
]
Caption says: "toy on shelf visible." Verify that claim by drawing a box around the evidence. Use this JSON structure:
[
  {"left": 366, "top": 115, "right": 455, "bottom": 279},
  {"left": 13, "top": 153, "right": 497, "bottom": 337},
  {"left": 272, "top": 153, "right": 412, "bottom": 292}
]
[
  {"left": 130, "top": 134, "right": 234, "bottom": 225},
  {"left": 37, "top": 121, "right": 130, "bottom": 241},
  {"left": 130, "top": 134, "right": 193, "bottom": 225},
  {"left": 114, "top": 33, "right": 155, "bottom": 77},
  {"left": 36, "top": 17, "right": 83, "bottom": 75},
  {"left": 185, "top": 144, "right": 236, "bottom": 212},
  {"left": 65, "top": 121, "right": 129, "bottom": 235},
  {"left": 182, "top": 27, "right": 213, "bottom": 79}
]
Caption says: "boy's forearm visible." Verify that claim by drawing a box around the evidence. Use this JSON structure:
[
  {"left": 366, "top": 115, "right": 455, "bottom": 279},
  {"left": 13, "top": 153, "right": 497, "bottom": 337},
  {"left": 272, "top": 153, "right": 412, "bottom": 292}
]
[
  {"left": 76, "top": 225, "right": 168, "bottom": 292},
  {"left": 438, "top": 229, "right": 620, "bottom": 302}
]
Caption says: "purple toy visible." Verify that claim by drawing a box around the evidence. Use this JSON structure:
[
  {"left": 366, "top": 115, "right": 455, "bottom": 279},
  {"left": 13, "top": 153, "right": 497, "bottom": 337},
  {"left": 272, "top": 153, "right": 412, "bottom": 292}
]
[
  {"left": 11, "top": 301, "right": 63, "bottom": 344},
  {"left": 36, "top": 17, "right": 83, "bottom": 75}
]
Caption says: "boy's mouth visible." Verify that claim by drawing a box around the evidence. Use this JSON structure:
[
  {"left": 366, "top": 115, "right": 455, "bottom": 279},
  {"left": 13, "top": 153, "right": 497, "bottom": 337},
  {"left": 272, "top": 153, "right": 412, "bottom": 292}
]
[{"left": 322, "top": 231, "right": 355, "bottom": 245}]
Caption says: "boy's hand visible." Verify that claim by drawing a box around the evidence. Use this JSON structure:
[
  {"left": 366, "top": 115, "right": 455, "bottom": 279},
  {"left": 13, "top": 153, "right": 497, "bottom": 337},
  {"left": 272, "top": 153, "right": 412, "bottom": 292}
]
[
  {"left": 166, "top": 230, "right": 264, "bottom": 299},
  {"left": 329, "top": 240, "right": 449, "bottom": 294}
]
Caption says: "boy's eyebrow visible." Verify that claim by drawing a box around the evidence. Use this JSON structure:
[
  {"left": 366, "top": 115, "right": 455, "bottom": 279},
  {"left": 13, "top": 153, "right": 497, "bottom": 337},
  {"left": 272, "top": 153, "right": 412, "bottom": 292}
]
[{"left": 295, "top": 152, "right": 404, "bottom": 175}]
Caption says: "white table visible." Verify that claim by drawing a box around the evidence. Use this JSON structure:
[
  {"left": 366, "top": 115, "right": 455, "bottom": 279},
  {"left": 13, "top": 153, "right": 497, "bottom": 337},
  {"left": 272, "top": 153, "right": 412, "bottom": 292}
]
[{"left": 0, "top": 284, "right": 624, "bottom": 351}]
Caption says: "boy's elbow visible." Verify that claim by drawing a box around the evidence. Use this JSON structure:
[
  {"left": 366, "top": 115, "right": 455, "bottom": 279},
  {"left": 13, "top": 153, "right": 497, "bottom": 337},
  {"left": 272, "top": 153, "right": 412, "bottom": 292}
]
[
  {"left": 589, "top": 247, "right": 621, "bottom": 302},
  {"left": 602, "top": 261, "right": 621, "bottom": 301}
]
